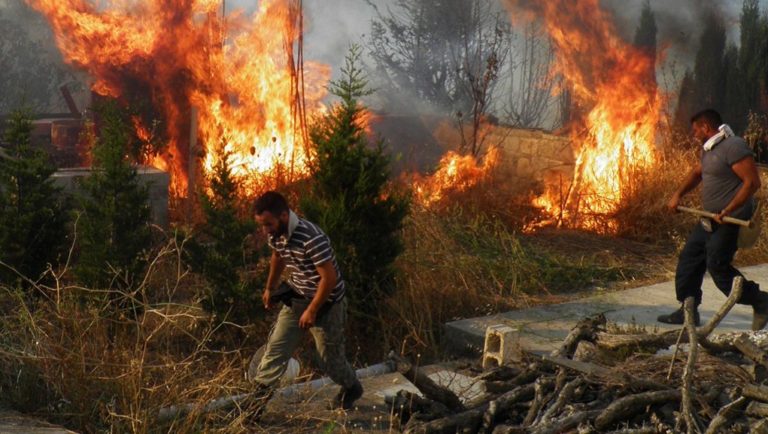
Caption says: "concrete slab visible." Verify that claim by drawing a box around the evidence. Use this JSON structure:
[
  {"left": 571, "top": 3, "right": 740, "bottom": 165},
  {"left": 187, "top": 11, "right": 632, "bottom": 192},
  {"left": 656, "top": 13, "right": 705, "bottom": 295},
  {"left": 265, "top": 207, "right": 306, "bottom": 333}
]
[
  {"left": 264, "top": 372, "right": 419, "bottom": 433},
  {"left": 444, "top": 264, "right": 768, "bottom": 356}
]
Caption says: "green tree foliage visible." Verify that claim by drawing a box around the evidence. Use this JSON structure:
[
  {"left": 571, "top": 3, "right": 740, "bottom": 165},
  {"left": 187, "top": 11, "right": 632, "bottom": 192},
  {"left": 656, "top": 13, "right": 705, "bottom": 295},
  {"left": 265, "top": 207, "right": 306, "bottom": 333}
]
[
  {"left": 675, "top": 1, "right": 768, "bottom": 131},
  {"left": 74, "top": 103, "right": 152, "bottom": 293},
  {"left": 184, "top": 149, "right": 263, "bottom": 324},
  {"left": 675, "top": 13, "right": 726, "bottom": 128},
  {"left": 0, "top": 109, "right": 68, "bottom": 286},
  {"left": 301, "top": 45, "right": 410, "bottom": 324}
]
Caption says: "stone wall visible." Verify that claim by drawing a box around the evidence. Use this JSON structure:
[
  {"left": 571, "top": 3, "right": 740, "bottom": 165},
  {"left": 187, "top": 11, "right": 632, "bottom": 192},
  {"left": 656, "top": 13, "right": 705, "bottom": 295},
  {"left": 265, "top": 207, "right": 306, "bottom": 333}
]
[{"left": 484, "top": 127, "right": 574, "bottom": 181}]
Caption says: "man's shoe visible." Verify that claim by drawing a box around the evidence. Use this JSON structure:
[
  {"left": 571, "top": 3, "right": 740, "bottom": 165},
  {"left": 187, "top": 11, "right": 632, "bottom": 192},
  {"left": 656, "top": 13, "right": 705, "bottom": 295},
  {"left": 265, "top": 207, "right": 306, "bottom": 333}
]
[
  {"left": 332, "top": 382, "right": 363, "bottom": 410},
  {"left": 752, "top": 292, "right": 768, "bottom": 331},
  {"left": 657, "top": 305, "right": 701, "bottom": 326}
]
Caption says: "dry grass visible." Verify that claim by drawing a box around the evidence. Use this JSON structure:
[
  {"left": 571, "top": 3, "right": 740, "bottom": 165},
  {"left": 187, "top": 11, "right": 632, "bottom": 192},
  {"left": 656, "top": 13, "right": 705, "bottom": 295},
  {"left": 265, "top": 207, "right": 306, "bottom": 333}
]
[
  {"left": 0, "top": 235, "right": 272, "bottom": 433},
  {"left": 381, "top": 207, "right": 625, "bottom": 359}
]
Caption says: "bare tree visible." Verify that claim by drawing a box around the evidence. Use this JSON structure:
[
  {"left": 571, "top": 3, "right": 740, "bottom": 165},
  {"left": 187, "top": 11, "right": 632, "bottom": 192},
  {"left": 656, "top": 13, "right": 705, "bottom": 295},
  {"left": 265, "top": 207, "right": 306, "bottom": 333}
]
[
  {"left": 504, "top": 20, "right": 560, "bottom": 130},
  {"left": 367, "top": 0, "right": 510, "bottom": 156}
]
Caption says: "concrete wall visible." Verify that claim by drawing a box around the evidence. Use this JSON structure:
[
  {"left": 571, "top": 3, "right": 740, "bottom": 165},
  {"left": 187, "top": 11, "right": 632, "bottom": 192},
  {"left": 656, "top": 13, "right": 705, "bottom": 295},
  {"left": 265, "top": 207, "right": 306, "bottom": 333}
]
[{"left": 51, "top": 166, "right": 169, "bottom": 228}]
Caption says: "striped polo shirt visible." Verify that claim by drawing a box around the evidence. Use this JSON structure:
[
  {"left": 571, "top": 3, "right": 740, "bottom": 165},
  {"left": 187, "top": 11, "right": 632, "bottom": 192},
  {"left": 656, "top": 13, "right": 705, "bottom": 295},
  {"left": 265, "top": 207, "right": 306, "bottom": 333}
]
[{"left": 268, "top": 211, "right": 346, "bottom": 302}]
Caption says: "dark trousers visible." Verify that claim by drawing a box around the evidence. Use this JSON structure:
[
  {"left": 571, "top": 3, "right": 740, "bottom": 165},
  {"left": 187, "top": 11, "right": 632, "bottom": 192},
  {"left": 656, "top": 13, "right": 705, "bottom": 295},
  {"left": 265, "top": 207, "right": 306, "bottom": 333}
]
[{"left": 675, "top": 220, "right": 761, "bottom": 306}]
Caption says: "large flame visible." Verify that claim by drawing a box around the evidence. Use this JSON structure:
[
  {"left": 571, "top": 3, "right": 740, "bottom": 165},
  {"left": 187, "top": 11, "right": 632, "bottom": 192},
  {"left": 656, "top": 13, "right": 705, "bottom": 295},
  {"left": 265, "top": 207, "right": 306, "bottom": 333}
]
[
  {"left": 505, "top": 0, "right": 663, "bottom": 232},
  {"left": 26, "top": 0, "right": 329, "bottom": 197},
  {"left": 414, "top": 147, "right": 500, "bottom": 207}
]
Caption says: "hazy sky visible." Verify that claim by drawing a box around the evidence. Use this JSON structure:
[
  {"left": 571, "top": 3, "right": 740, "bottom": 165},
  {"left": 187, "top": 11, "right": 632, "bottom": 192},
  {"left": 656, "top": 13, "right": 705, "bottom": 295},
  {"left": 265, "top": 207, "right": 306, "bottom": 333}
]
[{"left": 224, "top": 0, "right": 768, "bottom": 77}]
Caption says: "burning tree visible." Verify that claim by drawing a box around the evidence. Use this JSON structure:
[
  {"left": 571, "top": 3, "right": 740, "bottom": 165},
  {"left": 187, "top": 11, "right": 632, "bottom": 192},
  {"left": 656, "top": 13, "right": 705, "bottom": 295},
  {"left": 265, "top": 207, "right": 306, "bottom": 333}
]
[{"left": 25, "top": 0, "right": 328, "bottom": 200}]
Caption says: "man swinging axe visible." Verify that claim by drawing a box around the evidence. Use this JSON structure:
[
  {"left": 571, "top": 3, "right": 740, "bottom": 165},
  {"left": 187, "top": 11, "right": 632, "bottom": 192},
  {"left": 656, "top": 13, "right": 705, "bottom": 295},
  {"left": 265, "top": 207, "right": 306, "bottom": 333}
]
[{"left": 660, "top": 109, "right": 768, "bottom": 330}]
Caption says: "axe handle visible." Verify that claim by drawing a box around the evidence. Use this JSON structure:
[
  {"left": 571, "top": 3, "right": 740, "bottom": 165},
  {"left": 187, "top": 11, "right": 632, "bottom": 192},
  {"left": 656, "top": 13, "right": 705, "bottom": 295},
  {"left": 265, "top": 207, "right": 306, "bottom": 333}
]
[{"left": 676, "top": 206, "right": 752, "bottom": 228}]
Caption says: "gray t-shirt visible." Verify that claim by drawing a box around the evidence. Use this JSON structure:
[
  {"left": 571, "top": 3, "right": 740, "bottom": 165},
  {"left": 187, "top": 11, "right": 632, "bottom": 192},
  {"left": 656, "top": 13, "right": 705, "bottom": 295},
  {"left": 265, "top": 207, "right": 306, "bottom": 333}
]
[{"left": 701, "top": 136, "right": 755, "bottom": 219}]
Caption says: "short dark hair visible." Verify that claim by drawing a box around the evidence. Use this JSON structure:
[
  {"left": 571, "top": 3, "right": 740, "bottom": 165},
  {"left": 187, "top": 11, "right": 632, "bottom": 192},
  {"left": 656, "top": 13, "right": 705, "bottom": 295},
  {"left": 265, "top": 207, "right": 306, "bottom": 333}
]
[
  {"left": 690, "top": 109, "right": 723, "bottom": 129},
  {"left": 254, "top": 191, "right": 289, "bottom": 216}
]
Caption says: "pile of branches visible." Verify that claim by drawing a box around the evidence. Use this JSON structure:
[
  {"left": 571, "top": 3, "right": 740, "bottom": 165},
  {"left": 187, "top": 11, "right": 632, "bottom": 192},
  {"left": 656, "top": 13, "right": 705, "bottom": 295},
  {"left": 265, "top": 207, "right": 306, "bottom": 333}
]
[{"left": 390, "top": 277, "right": 768, "bottom": 433}]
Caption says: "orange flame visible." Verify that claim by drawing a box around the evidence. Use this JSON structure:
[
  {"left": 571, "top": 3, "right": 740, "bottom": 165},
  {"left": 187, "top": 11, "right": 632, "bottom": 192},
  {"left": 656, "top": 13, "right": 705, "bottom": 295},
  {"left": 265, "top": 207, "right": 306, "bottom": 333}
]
[
  {"left": 505, "top": 0, "right": 663, "bottom": 233},
  {"left": 414, "top": 147, "right": 500, "bottom": 206},
  {"left": 26, "top": 0, "right": 329, "bottom": 197}
]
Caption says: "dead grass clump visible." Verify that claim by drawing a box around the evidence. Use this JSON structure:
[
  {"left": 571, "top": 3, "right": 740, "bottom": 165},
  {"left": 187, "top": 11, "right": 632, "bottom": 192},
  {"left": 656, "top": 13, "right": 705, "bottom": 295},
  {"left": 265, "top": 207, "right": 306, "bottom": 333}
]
[
  {"left": 382, "top": 208, "right": 623, "bottom": 358},
  {"left": 612, "top": 138, "right": 700, "bottom": 243},
  {"left": 0, "top": 236, "right": 264, "bottom": 433}
]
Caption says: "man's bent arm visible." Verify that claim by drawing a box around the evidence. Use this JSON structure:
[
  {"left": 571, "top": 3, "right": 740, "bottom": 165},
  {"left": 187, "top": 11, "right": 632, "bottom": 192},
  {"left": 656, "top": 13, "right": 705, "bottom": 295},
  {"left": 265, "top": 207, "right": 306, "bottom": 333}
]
[
  {"left": 721, "top": 156, "right": 761, "bottom": 216},
  {"left": 263, "top": 251, "right": 286, "bottom": 309},
  {"left": 668, "top": 164, "right": 702, "bottom": 210},
  {"left": 298, "top": 261, "right": 337, "bottom": 329}
]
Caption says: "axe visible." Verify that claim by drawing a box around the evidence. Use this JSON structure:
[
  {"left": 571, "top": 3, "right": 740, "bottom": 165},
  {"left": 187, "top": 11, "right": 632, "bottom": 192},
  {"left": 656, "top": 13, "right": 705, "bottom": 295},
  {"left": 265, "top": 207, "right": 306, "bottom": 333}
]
[{"left": 677, "top": 205, "right": 761, "bottom": 249}]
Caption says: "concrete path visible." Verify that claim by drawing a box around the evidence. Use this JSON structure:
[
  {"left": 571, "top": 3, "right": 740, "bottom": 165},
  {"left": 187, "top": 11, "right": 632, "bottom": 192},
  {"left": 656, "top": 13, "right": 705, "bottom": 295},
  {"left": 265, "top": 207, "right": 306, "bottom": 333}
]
[{"left": 443, "top": 264, "right": 768, "bottom": 356}]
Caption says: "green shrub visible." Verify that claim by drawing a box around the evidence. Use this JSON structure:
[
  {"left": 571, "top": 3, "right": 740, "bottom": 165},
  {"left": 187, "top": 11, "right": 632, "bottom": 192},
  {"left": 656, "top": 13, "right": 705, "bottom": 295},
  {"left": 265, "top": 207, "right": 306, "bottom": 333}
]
[
  {"left": 301, "top": 45, "right": 410, "bottom": 328},
  {"left": 0, "top": 108, "right": 68, "bottom": 287},
  {"left": 73, "top": 102, "right": 152, "bottom": 297},
  {"left": 184, "top": 148, "right": 265, "bottom": 324}
]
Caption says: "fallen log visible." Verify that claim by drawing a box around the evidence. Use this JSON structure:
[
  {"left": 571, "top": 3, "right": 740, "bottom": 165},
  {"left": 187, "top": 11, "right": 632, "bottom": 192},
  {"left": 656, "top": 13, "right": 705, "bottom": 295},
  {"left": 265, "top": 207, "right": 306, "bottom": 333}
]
[
  {"left": 680, "top": 297, "right": 703, "bottom": 434},
  {"left": 734, "top": 335, "right": 768, "bottom": 370},
  {"left": 529, "top": 409, "right": 601, "bottom": 434},
  {"left": 407, "top": 384, "right": 535, "bottom": 434},
  {"left": 704, "top": 396, "right": 748, "bottom": 434},
  {"left": 742, "top": 383, "right": 768, "bottom": 403},
  {"left": 746, "top": 401, "right": 768, "bottom": 418},
  {"left": 551, "top": 314, "right": 606, "bottom": 359},
  {"left": 391, "top": 389, "right": 450, "bottom": 425},
  {"left": 541, "top": 354, "right": 669, "bottom": 391},
  {"left": 522, "top": 376, "right": 555, "bottom": 426},
  {"left": 480, "top": 383, "right": 537, "bottom": 432},
  {"left": 389, "top": 352, "right": 465, "bottom": 413},
  {"left": 594, "top": 390, "right": 681, "bottom": 431}
]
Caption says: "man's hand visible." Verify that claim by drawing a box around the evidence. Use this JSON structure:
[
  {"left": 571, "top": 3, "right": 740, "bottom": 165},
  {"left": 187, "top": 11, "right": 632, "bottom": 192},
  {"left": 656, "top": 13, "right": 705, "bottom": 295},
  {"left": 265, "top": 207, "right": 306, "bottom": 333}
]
[
  {"left": 714, "top": 210, "right": 728, "bottom": 224},
  {"left": 262, "top": 288, "right": 273, "bottom": 310},
  {"left": 299, "top": 308, "right": 317, "bottom": 329},
  {"left": 667, "top": 193, "right": 681, "bottom": 213}
]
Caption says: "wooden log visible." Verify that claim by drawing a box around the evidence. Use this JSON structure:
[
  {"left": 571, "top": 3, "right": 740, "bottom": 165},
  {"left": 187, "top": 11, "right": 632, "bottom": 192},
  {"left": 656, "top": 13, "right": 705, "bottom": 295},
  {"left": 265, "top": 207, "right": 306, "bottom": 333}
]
[
  {"left": 485, "top": 369, "right": 538, "bottom": 394},
  {"left": 752, "top": 419, "right": 768, "bottom": 434},
  {"left": 605, "top": 429, "right": 657, "bottom": 434},
  {"left": 594, "top": 390, "right": 681, "bottom": 431},
  {"left": 539, "top": 377, "right": 585, "bottom": 423},
  {"left": 541, "top": 354, "right": 669, "bottom": 391},
  {"left": 408, "top": 384, "right": 535, "bottom": 434},
  {"left": 480, "top": 383, "right": 536, "bottom": 431},
  {"left": 528, "top": 410, "right": 601, "bottom": 434},
  {"left": 491, "top": 425, "right": 525, "bottom": 434},
  {"left": 597, "top": 331, "right": 678, "bottom": 352},
  {"left": 698, "top": 277, "right": 743, "bottom": 340},
  {"left": 746, "top": 401, "right": 768, "bottom": 418},
  {"left": 704, "top": 396, "right": 748, "bottom": 434},
  {"left": 743, "top": 384, "right": 768, "bottom": 403},
  {"left": 523, "top": 376, "right": 555, "bottom": 426},
  {"left": 680, "top": 297, "right": 702, "bottom": 434},
  {"left": 476, "top": 366, "right": 521, "bottom": 382},
  {"left": 734, "top": 335, "right": 768, "bottom": 370},
  {"left": 551, "top": 314, "right": 606, "bottom": 359},
  {"left": 390, "top": 352, "right": 465, "bottom": 412},
  {"left": 392, "top": 389, "right": 450, "bottom": 425}
]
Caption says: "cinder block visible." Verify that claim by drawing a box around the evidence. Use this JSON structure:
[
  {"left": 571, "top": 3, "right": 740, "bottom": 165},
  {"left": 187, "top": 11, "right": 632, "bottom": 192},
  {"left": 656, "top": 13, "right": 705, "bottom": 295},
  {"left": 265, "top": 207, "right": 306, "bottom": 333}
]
[{"left": 482, "top": 324, "right": 522, "bottom": 369}]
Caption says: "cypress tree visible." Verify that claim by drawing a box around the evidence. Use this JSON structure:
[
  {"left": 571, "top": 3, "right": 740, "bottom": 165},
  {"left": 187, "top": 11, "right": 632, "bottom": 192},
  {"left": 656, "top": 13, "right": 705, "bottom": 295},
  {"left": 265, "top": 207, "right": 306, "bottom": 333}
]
[
  {"left": 74, "top": 102, "right": 152, "bottom": 296},
  {"left": 633, "top": 0, "right": 658, "bottom": 85},
  {"left": 184, "top": 148, "right": 263, "bottom": 324},
  {"left": 0, "top": 109, "right": 68, "bottom": 287},
  {"left": 301, "top": 45, "right": 410, "bottom": 327}
]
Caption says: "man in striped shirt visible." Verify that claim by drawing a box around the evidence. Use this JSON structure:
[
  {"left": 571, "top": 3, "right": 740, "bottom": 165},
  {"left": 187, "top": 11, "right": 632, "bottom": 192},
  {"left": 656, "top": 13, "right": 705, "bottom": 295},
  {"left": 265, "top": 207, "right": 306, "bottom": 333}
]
[{"left": 250, "top": 191, "right": 363, "bottom": 412}]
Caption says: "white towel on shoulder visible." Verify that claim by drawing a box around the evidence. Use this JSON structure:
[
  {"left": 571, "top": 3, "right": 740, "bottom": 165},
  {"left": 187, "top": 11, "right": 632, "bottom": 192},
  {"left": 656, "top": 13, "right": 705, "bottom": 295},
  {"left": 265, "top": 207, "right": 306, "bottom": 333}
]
[{"left": 702, "top": 124, "right": 734, "bottom": 151}]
